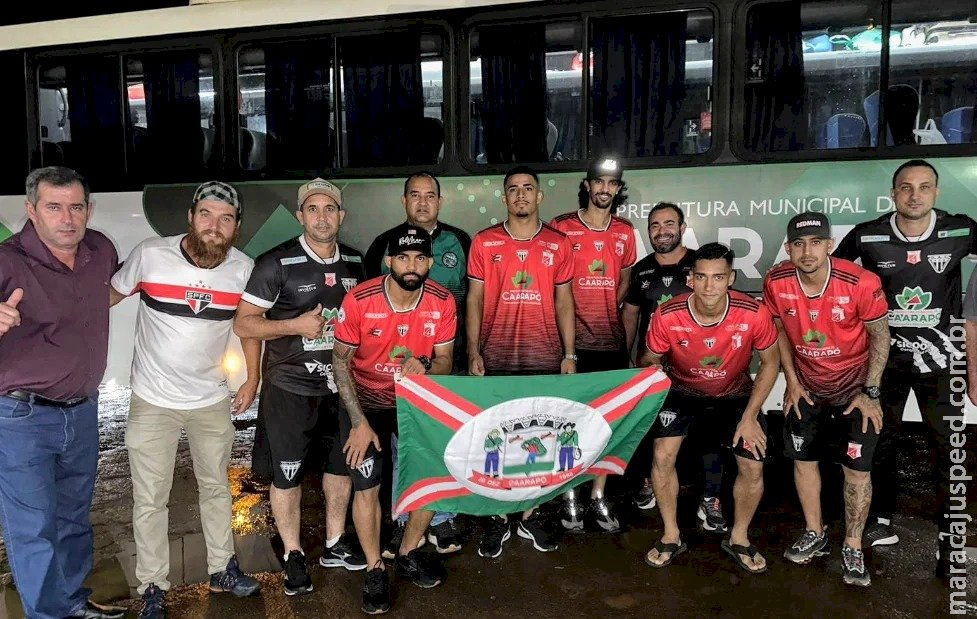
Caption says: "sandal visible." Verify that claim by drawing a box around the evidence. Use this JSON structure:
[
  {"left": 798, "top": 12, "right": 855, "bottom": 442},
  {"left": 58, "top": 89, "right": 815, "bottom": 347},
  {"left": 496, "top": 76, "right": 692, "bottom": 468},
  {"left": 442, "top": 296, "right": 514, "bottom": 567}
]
[
  {"left": 644, "top": 539, "right": 687, "bottom": 568},
  {"left": 721, "top": 539, "right": 768, "bottom": 574}
]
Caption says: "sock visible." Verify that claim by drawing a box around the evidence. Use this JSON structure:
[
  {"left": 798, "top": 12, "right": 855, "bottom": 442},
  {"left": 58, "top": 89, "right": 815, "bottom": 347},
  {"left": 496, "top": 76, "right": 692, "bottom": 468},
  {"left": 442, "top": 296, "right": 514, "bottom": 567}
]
[
  {"left": 283, "top": 549, "right": 303, "bottom": 562},
  {"left": 325, "top": 535, "right": 341, "bottom": 548},
  {"left": 877, "top": 517, "right": 891, "bottom": 526}
]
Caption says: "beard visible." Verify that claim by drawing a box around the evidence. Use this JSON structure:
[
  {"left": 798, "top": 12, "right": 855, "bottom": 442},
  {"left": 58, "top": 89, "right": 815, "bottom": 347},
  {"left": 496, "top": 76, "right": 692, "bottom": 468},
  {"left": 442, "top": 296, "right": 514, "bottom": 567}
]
[
  {"left": 186, "top": 223, "right": 236, "bottom": 269},
  {"left": 651, "top": 233, "right": 681, "bottom": 254},
  {"left": 391, "top": 269, "right": 429, "bottom": 291},
  {"left": 590, "top": 193, "right": 614, "bottom": 210}
]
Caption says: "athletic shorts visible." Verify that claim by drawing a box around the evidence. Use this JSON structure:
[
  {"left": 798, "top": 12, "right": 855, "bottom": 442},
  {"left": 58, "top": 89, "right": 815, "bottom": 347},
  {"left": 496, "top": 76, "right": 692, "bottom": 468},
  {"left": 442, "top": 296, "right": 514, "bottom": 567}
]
[
  {"left": 338, "top": 405, "right": 396, "bottom": 492},
  {"left": 252, "top": 381, "right": 346, "bottom": 490},
  {"left": 783, "top": 397, "right": 879, "bottom": 472},
  {"left": 576, "top": 348, "right": 630, "bottom": 374},
  {"left": 650, "top": 390, "right": 765, "bottom": 462}
]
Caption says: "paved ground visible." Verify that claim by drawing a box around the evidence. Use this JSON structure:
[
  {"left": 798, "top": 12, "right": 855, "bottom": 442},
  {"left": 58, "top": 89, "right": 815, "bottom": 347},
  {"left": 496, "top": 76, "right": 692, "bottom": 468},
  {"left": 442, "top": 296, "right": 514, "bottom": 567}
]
[{"left": 1, "top": 388, "right": 975, "bottom": 618}]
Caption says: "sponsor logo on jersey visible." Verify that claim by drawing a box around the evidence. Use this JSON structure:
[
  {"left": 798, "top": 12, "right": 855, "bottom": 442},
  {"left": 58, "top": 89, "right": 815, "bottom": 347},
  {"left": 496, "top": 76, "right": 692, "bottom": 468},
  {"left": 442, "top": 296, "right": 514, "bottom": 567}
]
[
  {"left": 398, "top": 324, "right": 409, "bottom": 336},
  {"left": 785, "top": 308, "right": 797, "bottom": 316},
  {"left": 731, "top": 333, "right": 742, "bottom": 349},
  {"left": 847, "top": 442, "right": 862, "bottom": 460},
  {"left": 690, "top": 355, "right": 726, "bottom": 378},
  {"left": 594, "top": 241, "right": 604, "bottom": 251},
  {"left": 375, "top": 345, "right": 412, "bottom": 374},
  {"left": 928, "top": 253, "right": 951, "bottom": 274},
  {"left": 342, "top": 277, "right": 358, "bottom": 292},
  {"left": 938, "top": 228, "right": 970, "bottom": 238},
  {"left": 502, "top": 270, "right": 542, "bottom": 302},
  {"left": 492, "top": 254, "right": 503, "bottom": 263},
  {"left": 572, "top": 243, "right": 582, "bottom": 251},
  {"left": 679, "top": 339, "right": 689, "bottom": 347},
  {"left": 579, "top": 260, "right": 614, "bottom": 288},
  {"left": 297, "top": 283, "right": 317, "bottom": 293},
  {"left": 641, "top": 280, "right": 651, "bottom": 290},
  {"left": 365, "top": 312, "right": 389, "bottom": 319},
  {"left": 832, "top": 306, "right": 845, "bottom": 322},
  {"left": 778, "top": 292, "right": 799, "bottom": 300},
  {"left": 704, "top": 338, "right": 716, "bottom": 348},
  {"left": 791, "top": 434, "right": 804, "bottom": 452},
  {"left": 906, "top": 250, "right": 921, "bottom": 265},
  {"left": 662, "top": 276, "right": 674, "bottom": 287},
  {"left": 877, "top": 260, "right": 896, "bottom": 269},
  {"left": 544, "top": 241, "right": 560, "bottom": 250},
  {"left": 280, "top": 256, "right": 307, "bottom": 265},
  {"left": 185, "top": 290, "right": 213, "bottom": 314},
  {"left": 483, "top": 240, "right": 505, "bottom": 247},
  {"left": 890, "top": 286, "right": 941, "bottom": 327},
  {"left": 424, "top": 322, "right": 436, "bottom": 337},
  {"left": 659, "top": 410, "right": 677, "bottom": 427},
  {"left": 542, "top": 250, "right": 554, "bottom": 267},
  {"left": 303, "top": 307, "right": 341, "bottom": 351},
  {"left": 304, "top": 359, "right": 331, "bottom": 377},
  {"left": 370, "top": 328, "right": 383, "bottom": 337},
  {"left": 442, "top": 251, "right": 458, "bottom": 268},
  {"left": 565, "top": 230, "right": 584, "bottom": 236},
  {"left": 860, "top": 235, "right": 890, "bottom": 243},
  {"left": 725, "top": 323, "right": 750, "bottom": 332},
  {"left": 831, "top": 296, "right": 850, "bottom": 305},
  {"left": 516, "top": 250, "right": 529, "bottom": 262},
  {"left": 420, "top": 310, "right": 441, "bottom": 319},
  {"left": 669, "top": 325, "right": 692, "bottom": 332},
  {"left": 657, "top": 293, "right": 673, "bottom": 305},
  {"left": 796, "top": 329, "right": 841, "bottom": 358},
  {"left": 280, "top": 460, "right": 301, "bottom": 481},
  {"left": 325, "top": 273, "right": 337, "bottom": 286}
]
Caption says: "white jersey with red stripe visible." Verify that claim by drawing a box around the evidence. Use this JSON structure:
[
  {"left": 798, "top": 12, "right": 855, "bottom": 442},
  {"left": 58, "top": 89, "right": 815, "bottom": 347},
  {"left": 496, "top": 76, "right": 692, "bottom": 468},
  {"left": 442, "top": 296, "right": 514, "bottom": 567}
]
[{"left": 112, "top": 234, "right": 254, "bottom": 409}]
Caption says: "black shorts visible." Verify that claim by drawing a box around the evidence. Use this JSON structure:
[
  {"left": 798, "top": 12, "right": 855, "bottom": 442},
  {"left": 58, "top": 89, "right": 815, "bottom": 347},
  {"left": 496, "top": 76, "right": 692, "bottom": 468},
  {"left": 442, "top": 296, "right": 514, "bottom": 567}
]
[
  {"left": 253, "top": 381, "right": 347, "bottom": 489},
  {"left": 576, "top": 348, "right": 630, "bottom": 374},
  {"left": 783, "top": 397, "right": 879, "bottom": 472},
  {"left": 651, "top": 391, "right": 765, "bottom": 461},
  {"left": 338, "top": 406, "right": 397, "bottom": 492}
]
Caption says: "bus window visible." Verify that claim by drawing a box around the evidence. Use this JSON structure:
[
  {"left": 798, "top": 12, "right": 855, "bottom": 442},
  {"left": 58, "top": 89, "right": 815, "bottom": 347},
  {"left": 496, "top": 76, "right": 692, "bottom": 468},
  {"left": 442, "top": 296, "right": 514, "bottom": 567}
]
[
  {"left": 36, "top": 56, "right": 126, "bottom": 187},
  {"left": 890, "top": 0, "right": 977, "bottom": 146},
  {"left": 0, "top": 52, "right": 28, "bottom": 194},
  {"left": 125, "top": 51, "right": 216, "bottom": 182},
  {"left": 741, "top": 0, "right": 882, "bottom": 153},
  {"left": 338, "top": 30, "right": 444, "bottom": 168},
  {"left": 237, "top": 39, "right": 334, "bottom": 175},
  {"left": 589, "top": 9, "right": 714, "bottom": 157},
  {"left": 470, "top": 20, "right": 583, "bottom": 165}
]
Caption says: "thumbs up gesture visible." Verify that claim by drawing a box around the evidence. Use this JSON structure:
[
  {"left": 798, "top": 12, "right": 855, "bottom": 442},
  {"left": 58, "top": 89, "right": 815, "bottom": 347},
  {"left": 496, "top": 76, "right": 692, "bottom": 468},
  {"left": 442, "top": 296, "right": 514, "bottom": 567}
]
[
  {"left": 293, "top": 303, "right": 327, "bottom": 340},
  {"left": 0, "top": 288, "right": 23, "bottom": 337}
]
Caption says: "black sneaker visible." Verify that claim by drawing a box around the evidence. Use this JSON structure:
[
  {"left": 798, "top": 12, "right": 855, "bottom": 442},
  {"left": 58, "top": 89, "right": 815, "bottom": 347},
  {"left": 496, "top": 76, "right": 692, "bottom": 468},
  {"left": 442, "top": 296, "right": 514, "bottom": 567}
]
[
  {"left": 697, "top": 496, "right": 728, "bottom": 533},
  {"left": 634, "top": 479, "right": 657, "bottom": 510},
  {"left": 587, "top": 497, "right": 621, "bottom": 533},
  {"left": 427, "top": 519, "right": 463, "bottom": 554},
  {"left": 478, "top": 515, "right": 511, "bottom": 558},
  {"left": 784, "top": 527, "right": 830, "bottom": 564},
  {"left": 863, "top": 520, "right": 899, "bottom": 547},
  {"left": 319, "top": 535, "right": 368, "bottom": 570},
  {"left": 209, "top": 554, "right": 261, "bottom": 597},
  {"left": 382, "top": 520, "right": 425, "bottom": 560},
  {"left": 841, "top": 544, "right": 871, "bottom": 587},
  {"left": 517, "top": 511, "right": 558, "bottom": 552},
  {"left": 361, "top": 564, "right": 391, "bottom": 615},
  {"left": 396, "top": 548, "right": 446, "bottom": 588},
  {"left": 283, "top": 550, "right": 313, "bottom": 596},
  {"left": 138, "top": 584, "right": 166, "bottom": 619}
]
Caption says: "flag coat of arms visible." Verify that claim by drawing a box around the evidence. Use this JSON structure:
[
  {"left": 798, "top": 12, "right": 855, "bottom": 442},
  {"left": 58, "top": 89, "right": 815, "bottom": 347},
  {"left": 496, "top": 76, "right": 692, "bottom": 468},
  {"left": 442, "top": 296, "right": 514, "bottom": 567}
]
[{"left": 394, "top": 368, "right": 669, "bottom": 516}]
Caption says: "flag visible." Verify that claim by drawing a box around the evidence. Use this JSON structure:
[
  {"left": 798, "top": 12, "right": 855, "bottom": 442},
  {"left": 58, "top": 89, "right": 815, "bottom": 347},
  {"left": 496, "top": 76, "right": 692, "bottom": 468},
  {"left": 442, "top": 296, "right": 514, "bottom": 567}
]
[{"left": 394, "top": 367, "right": 670, "bottom": 516}]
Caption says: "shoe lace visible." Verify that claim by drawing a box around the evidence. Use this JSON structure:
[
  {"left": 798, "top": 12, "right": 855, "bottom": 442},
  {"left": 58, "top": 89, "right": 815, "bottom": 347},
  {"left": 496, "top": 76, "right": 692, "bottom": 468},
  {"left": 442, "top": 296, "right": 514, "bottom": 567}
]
[
  {"left": 795, "top": 530, "right": 821, "bottom": 551},
  {"left": 704, "top": 497, "right": 722, "bottom": 517},
  {"left": 366, "top": 564, "right": 389, "bottom": 594},
  {"left": 843, "top": 546, "right": 865, "bottom": 573},
  {"left": 286, "top": 551, "right": 308, "bottom": 577},
  {"left": 141, "top": 586, "right": 164, "bottom": 614}
]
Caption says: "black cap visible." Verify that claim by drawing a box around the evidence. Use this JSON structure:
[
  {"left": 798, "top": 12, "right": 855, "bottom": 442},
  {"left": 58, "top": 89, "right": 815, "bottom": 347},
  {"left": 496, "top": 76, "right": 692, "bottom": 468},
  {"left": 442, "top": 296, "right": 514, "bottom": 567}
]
[
  {"left": 587, "top": 157, "right": 623, "bottom": 180},
  {"left": 787, "top": 212, "right": 831, "bottom": 241},
  {"left": 387, "top": 223, "right": 433, "bottom": 257}
]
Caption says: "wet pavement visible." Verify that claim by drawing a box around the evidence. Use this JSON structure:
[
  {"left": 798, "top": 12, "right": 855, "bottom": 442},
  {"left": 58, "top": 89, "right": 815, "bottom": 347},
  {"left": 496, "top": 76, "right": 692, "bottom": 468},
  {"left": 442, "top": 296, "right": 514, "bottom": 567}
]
[{"left": 1, "top": 388, "right": 975, "bottom": 618}]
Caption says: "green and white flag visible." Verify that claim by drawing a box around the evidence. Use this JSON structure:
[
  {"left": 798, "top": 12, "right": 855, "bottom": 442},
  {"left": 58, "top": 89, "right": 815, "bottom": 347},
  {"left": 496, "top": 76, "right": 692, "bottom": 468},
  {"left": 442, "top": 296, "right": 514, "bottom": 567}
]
[{"left": 394, "top": 368, "right": 670, "bottom": 516}]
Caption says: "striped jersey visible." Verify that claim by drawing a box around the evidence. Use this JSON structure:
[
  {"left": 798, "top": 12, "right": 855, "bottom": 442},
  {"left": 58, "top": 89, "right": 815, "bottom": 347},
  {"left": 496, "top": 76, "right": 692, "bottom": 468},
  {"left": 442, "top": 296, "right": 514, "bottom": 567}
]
[{"left": 111, "top": 234, "right": 253, "bottom": 409}]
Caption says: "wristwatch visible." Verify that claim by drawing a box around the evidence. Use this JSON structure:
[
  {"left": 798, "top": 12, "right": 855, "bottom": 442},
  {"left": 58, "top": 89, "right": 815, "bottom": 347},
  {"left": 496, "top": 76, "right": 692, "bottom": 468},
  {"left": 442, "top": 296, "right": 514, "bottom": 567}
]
[
  {"left": 417, "top": 355, "right": 433, "bottom": 371},
  {"left": 861, "top": 385, "right": 881, "bottom": 399},
  {"left": 564, "top": 353, "right": 578, "bottom": 361}
]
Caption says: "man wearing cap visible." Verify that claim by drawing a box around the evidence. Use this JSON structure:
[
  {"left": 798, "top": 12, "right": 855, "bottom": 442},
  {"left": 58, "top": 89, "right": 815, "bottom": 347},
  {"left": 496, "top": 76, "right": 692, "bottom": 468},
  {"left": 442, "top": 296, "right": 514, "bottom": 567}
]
[
  {"left": 111, "top": 180, "right": 262, "bottom": 617},
  {"left": 834, "top": 159, "right": 977, "bottom": 579},
  {"left": 763, "top": 212, "right": 889, "bottom": 587},
  {"left": 334, "top": 223, "right": 457, "bottom": 614},
  {"left": 550, "top": 157, "right": 636, "bottom": 533},
  {"left": 0, "top": 166, "right": 123, "bottom": 619},
  {"left": 364, "top": 172, "right": 470, "bottom": 555},
  {"left": 235, "top": 178, "right": 367, "bottom": 596}
]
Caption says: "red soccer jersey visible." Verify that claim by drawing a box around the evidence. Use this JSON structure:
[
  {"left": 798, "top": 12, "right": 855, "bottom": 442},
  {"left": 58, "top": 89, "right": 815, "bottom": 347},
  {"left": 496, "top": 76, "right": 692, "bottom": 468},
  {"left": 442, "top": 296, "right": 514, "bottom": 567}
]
[
  {"left": 763, "top": 257, "right": 888, "bottom": 404},
  {"left": 646, "top": 291, "right": 778, "bottom": 397},
  {"left": 468, "top": 222, "right": 574, "bottom": 373},
  {"left": 335, "top": 276, "right": 456, "bottom": 411},
  {"left": 551, "top": 211, "right": 636, "bottom": 351}
]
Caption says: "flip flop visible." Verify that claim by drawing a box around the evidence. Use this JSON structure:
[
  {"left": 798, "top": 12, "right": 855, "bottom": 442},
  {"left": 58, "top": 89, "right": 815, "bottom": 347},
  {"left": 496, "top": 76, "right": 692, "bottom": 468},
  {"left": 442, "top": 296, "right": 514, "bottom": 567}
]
[
  {"left": 644, "top": 539, "right": 687, "bottom": 568},
  {"left": 722, "top": 539, "right": 768, "bottom": 574}
]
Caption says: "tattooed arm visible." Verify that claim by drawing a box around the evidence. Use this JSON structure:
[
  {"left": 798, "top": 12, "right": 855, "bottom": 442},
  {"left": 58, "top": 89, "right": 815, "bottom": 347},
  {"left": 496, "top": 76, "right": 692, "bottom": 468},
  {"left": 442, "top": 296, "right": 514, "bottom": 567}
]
[
  {"left": 842, "top": 317, "right": 889, "bottom": 434},
  {"left": 334, "top": 341, "right": 379, "bottom": 468}
]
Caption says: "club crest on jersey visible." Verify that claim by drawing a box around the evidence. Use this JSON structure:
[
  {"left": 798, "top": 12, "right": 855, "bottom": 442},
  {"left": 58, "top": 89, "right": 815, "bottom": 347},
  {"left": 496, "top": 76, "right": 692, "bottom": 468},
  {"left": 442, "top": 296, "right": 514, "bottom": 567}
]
[
  {"left": 731, "top": 333, "right": 742, "bottom": 349},
  {"left": 615, "top": 241, "right": 625, "bottom": 256},
  {"left": 662, "top": 276, "right": 673, "bottom": 287},
  {"left": 847, "top": 442, "right": 862, "bottom": 460},
  {"left": 594, "top": 241, "right": 604, "bottom": 251},
  {"left": 185, "top": 290, "right": 213, "bottom": 314},
  {"left": 398, "top": 324, "right": 409, "bottom": 336},
  {"left": 516, "top": 250, "right": 528, "bottom": 262},
  {"left": 424, "top": 322, "right": 436, "bottom": 337},
  {"left": 659, "top": 410, "right": 677, "bottom": 427},
  {"left": 325, "top": 273, "right": 337, "bottom": 286},
  {"left": 280, "top": 460, "right": 301, "bottom": 482},
  {"left": 928, "top": 253, "right": 951, "bottom": 274},
  {"left": 906, "top": 250, "right": 921, "bottom": 265},
  {"left": 809, "top": 310, "right": 819, "bottom": 321},
  {"left": 342, "top": 277, "right": 357, "bottom": 292},
  {"left": 704, "top": 337, "right": 716, "bottom": 349},
  {"left": 832, "top": 306, "right": 845, "bottom": 322},
  {"left": 542, "top": 250, "right": 554, "bottom": 267}
]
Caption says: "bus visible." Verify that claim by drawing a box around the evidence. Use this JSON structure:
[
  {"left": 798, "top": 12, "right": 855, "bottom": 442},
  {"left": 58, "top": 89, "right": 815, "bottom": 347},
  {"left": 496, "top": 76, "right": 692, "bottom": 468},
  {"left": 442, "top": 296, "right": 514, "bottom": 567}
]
[{"left": 0, "top": 0, "right": 975, "bottom": 421}]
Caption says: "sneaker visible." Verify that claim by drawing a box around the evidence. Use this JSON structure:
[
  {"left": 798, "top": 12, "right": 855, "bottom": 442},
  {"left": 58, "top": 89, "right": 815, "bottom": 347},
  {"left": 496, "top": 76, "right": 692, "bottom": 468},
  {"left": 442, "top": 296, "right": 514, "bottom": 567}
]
[
  {"left": 283, "top": 550, "right": 313, "bottom": 596},
  {"left": 70, "top": 599, "right": 127, "bottom": 619},
  {"left": 863, "top": 520, "right": 899, "bottom": 547},
  {"left": 560, "top": 490, "right": 584, "bottom": 532},
  {"left": 478, "top": 515, "right": 511, "bottom": 558},
  {"left": 319, "top": 535, "right": 368, "bottom": 570},
  {"left": 427, "top": 518, "right": 463, "bottom": 553},
  {"left": 784, "top": 527, "right": 830, "bottom": 564},
  {"left": 635, "top": 479, "right": 657, "bottom": 510},
  {"left": 841, "top": 544, "right": 871, "bottom": 587},
  {"left": 587, "top": 497, "right": 621, "bottom": 533},
  {"left": 396, "top": 548, "right": 446, "bottom": 588},
  {"left": 209, "top": 555, "right": 261, "bottom": 597},
  {"left": 361, "top": 564, "right": 391, "bottom": 615},
  {"left": 697, "top": 496, "right": 728, "bottom": 533},
  {"left": 138, "top": 584, "right": 166, "bottom": 619},
  {"left": 517, "top": 511, "right": 559, "bottom": 552},
  {"left": 382, "top": 520, "right": 425, "bottom": 560}
]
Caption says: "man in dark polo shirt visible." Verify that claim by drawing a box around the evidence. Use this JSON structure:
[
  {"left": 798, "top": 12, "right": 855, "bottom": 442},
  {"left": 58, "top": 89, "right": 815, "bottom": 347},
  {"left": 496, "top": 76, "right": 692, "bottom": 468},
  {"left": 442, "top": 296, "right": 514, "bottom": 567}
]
[{"left": 0, "top": 166, "right": 123, "bottom": 619}]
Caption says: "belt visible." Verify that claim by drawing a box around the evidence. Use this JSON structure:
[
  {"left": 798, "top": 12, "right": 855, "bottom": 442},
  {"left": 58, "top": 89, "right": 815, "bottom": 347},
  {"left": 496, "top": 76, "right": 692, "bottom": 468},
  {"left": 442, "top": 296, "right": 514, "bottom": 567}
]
[{"left": 5, "top": 390, "right": 88, "bottom": 408}]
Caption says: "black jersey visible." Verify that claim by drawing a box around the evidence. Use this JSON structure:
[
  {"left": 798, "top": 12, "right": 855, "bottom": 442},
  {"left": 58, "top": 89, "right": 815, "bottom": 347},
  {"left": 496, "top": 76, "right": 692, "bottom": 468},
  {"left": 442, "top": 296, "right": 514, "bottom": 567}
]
[
  {"left": 834, "top": 209, "right": 977, "bottom": 374},
  {"left": 624, "top": 250, "right": 696, "bottom": 348},
  {"left": 242, "top": 235, "right": 364, "bottom": 396}
]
